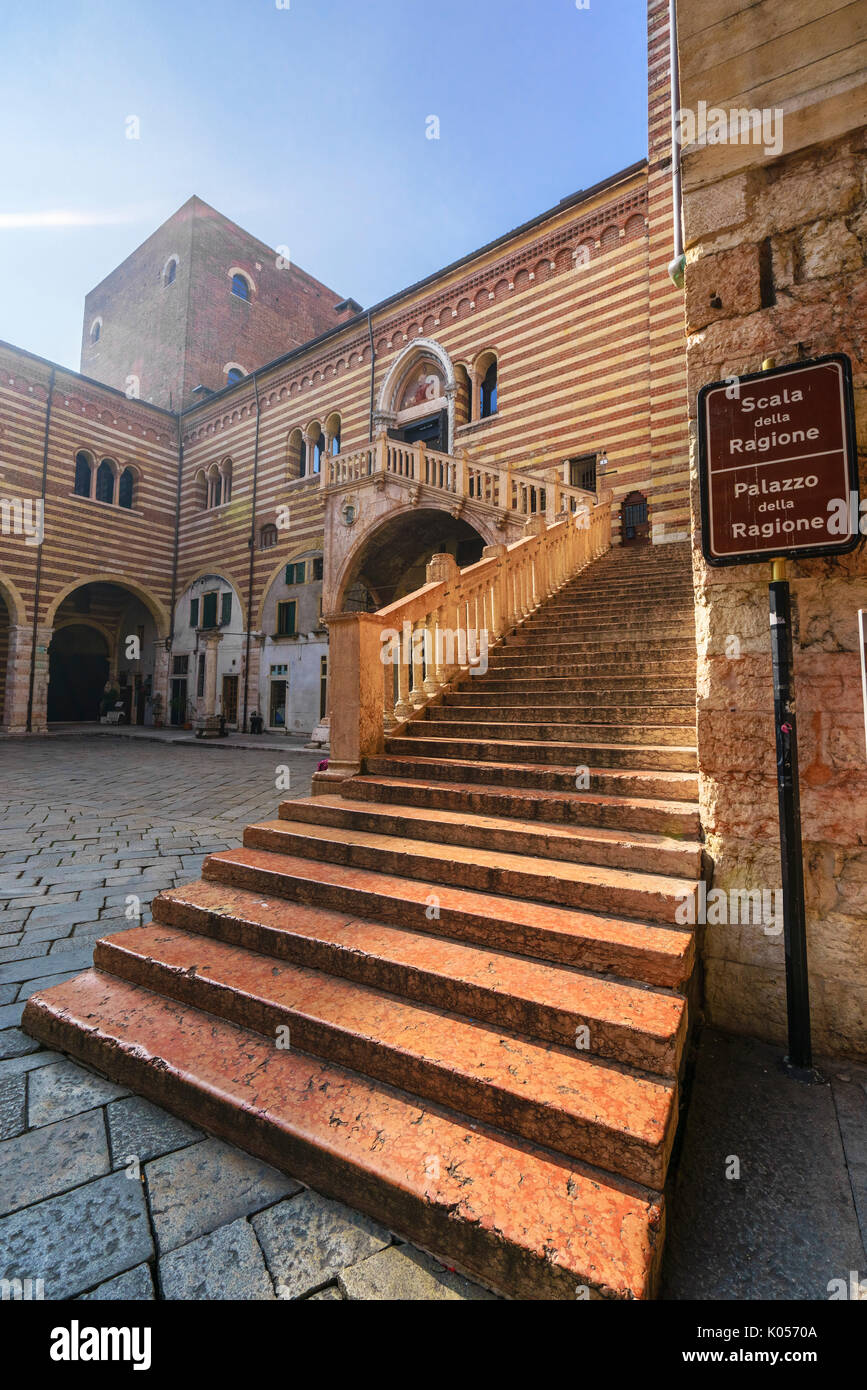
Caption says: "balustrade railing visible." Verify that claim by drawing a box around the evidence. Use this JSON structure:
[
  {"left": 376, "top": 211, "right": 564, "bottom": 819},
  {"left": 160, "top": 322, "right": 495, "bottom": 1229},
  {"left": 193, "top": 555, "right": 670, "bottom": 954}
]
[
  {"left": 321, "top": 431, "right": 596, "bottom": 525},
  {"left": 315, "top": 495, "right": 612, "bottom": 788}
]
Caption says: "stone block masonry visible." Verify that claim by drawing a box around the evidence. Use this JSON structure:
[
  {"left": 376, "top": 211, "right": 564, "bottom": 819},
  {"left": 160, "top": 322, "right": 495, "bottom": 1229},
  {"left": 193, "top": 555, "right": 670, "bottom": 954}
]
[{"left": 679, "top": 0, "right": 867, "bottom": 1057}]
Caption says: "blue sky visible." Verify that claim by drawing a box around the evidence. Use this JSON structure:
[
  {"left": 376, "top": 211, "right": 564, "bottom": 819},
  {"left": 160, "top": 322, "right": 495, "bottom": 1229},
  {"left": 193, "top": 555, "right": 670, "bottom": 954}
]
[{"left": 1, "top": 0, "right": 649, "bottom": 372}]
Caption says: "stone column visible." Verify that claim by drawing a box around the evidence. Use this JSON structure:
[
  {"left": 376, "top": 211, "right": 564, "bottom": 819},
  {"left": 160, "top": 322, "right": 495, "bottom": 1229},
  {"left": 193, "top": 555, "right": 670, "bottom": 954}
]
[
  {"left": 201, "top": 631, "right": 223, "bottom": 720},
  {"left": 1, "top": 625, "right": 33, "bottom": 733},
  {"left": 312, "top": 611, "right": 383, "bottom": 792},
  {"left": 28, "top": 624, "right": 54, "bottom": 733}
]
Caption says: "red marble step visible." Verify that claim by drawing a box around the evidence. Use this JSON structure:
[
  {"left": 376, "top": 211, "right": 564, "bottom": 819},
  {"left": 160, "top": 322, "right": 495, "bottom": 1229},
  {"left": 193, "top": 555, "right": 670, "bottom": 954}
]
[
  {"left": 427, "top": 708, "right": 696, "bottom": 729},
  {"left": 94, "top": 924, "right": 678, "bottom": 1185},
  {"left": 445, "top": 687, "right": 697, "bottom": 705},
  {"left": 187, "top": 856, "right": 694, "bottom": 989},
  {"left": 347, "top": 773, "right": 701, "bottom": 836},
  {"left": 155, "top": 875, "right": 688, "bottom": 1073},
  {"left": 241, "top": 817, "right": 698, "bottom": 925},
  {"left": 385, "top": 735, "right": 698, "bottom": 771},
  {"left": 23, "top": 972, "right": 665, "bottom": 1299},
  {"left": 281, "top": 795, "right": 702, "bottom": 878},
  {"left": 413, "top": 723, "right": 697, "bottom": 749},
  {"left": 365, "top": 753, "right": 700, "bottom": 802}
]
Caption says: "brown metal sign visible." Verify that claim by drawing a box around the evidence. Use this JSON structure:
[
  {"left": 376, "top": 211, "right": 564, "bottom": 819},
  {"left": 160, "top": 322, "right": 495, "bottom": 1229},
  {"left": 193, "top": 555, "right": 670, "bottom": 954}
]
[{"left": 698, "top": 355, "right": 860, "bottom": 566}]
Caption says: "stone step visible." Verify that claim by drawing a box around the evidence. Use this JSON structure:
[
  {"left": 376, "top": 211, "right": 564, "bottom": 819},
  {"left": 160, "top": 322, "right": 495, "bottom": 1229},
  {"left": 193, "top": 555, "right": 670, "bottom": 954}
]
[
  {"left": 349, "top": 773, "right": 701, "bottom": 836},
  {"left": 445, "top": 688, "right": 696, "bottom": 706},
  {"left": 280, "top": 795, "right": 703, "bottom": 877},
  {"left": 410, "top": 720, "right": 696, "bottom": 747},
  {"left": 476, "top": 664, "right": 697, "bottom": 686},
  {"left": 384, "top": 735, "right": 698, "bottom": 772},
  {"left": 163, "top": 871, "right": 690, "bottom": 1070},
  {"left": 240, "top": 817, "right": 698, "bottom": 925},
  {"left": 488, "top": 644, "right": 697, "bottom": 663},
  {"left": 365, "top": 754, "right": 700, "bottom": 803},
  {"left": 94, "top": 924, "right": 679, "bottom": 1185},
  {"left": 187, "top": 855, "right": 695, "bottom": 990},
  {"left": 428, "top": 707, "right": 695, "bottom": 728},
  {"left": 23, "top": 973, "right": 666, "bottom": 1299}
]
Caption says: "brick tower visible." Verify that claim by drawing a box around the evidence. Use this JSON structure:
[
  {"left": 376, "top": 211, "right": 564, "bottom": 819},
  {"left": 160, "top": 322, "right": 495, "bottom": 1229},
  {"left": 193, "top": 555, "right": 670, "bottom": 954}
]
[{"left": 80, "top": 195, "right": 358, "bottom": 410}]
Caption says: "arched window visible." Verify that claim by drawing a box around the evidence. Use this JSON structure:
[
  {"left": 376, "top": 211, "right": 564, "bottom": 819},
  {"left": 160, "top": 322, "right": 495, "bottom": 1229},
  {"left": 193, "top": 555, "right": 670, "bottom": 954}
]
[
  {"left": 95, "top": 459, "right": 115, "bottom": 504},
  {"left": 259, "top": 523, "right": 278, "bottom": 550},
  {"left": 164, "top": 258, "right": 178, "bottom": 286},
  {"left": 207, "top": 464, "right": 222, "bottom": 509},
  {"left": 74, "top": 451, "right": 93, "bottom": 498},
  {"left": 287, "top": 428, "right": 305, "bottom": 480},
  {"left": 226, "top": 368, "right": 244, "bottom": 385},
  {"left": 325, "top": 412, "right": 342, "bottom": 457},
  {"left": 307, "top": 421, "right": 324, "bottom": 475},
  {"left": 118, "top": 467, "right": 135, "bottom": 509},
  {"left": 480, "top": 359, "right": 498, "bottom": 418},
  {"left": 313, "top": 433, "right": 325, "bottom": 474},
  {"left": 194, "top": 469, "right": 208, "bottom": 511},
  {"left": 474, "top": 351, "right": 498, "bottom": 419},
  {"left": 231, "top": 273, "right": 250, "bottom": 301},
  {"left": 90, "top": 319, "right": 101, "bottom": 344},
  {"left": 221, "top": 458, "right": 233, "bottom": 504}
]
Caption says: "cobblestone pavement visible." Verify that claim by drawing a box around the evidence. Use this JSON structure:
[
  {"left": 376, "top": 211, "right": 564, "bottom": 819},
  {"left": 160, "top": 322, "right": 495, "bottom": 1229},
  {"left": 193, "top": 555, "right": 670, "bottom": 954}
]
[
  {"left": 1, "top": 739, "right": 865, "bottom": 1301},
  {"left": 0, "top": 736, "right": 494, "bottom": 1300}
]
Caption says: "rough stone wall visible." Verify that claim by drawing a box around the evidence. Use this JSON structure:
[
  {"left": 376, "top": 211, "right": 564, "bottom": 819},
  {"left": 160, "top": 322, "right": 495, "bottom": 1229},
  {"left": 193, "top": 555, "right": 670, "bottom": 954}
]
[{"left": 679, "top": 8, "right": 867, "bottom": 1057}]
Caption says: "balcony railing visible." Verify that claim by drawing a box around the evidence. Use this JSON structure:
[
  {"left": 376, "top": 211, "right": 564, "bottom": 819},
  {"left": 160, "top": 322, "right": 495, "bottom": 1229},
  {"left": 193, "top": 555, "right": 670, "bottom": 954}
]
[{"left": 321, "top": 432, "right": 596, "bottom": 524}]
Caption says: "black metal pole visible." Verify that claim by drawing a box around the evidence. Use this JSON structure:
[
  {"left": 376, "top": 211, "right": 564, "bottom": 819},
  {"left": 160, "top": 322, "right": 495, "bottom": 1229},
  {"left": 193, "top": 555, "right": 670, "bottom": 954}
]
[{"left": 768, "top": 577, "right": 813, "bottom": 1072}]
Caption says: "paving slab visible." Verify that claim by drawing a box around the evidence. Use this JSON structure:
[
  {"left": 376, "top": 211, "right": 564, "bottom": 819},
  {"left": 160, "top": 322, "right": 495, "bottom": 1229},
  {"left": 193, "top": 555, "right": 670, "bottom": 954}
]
[
  {"left": 0, "top": 1027, "right": 40, "bottom": 1060},
  {"left": 146, "top": 1137, "right": 298, "bottom": 1254},
  {"left": 78, "top": 1263, "right": 156, "bottom": 1300},
  {"left": 0, "top": 1108, "right": 110, "bottom": 1213},
  {"left": 338, "top": 1244, "right": 499, "bottom": 1300},
  {"left": 252, "top": 1190, "right": 391, "bottom": 1299},
  {"left": 27, "top": 1057, "right": 128, "bottom": 1128},
  {"left": 0, "top": 1074, "right": 26, "bottom": 1142},
  {"left": 160, "top": 1217, "right": 276, "bottom": 1300},
  {"left": 107, "top": 1095, "right": 202, "bottom": 1169},
  {"left": 662, "top": 1028, "right": 867, "bottom": 1300},
  {"left": 0, "top": 1170, "right": 153, "bottom": 1300}
]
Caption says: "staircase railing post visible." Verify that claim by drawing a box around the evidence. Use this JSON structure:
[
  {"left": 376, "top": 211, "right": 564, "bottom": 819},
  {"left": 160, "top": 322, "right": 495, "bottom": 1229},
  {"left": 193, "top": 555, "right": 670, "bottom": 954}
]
[{"left": 312, "top": 611, "right": 384, "bottom": 793}]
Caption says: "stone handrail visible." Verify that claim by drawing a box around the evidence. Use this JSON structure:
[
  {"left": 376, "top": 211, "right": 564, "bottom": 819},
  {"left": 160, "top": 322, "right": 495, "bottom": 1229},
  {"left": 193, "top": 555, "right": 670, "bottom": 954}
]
[
  {"left": 315, "top": 494, "right": 612, "bottom": 788},
  {"left": 321, "top": 431, "right": 596, "bottom": 523}
]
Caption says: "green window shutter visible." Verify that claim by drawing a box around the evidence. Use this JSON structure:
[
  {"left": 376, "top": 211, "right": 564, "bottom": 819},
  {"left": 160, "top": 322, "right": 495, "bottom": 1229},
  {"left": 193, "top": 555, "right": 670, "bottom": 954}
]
[
  {"left": 285, "top": 561, "right": 306, "bottom": 585},
  {"left": 190, "top": 597, "right": 199, "bottom": 628},
  {"left": 277, "top": 600, "right": 297, "bottom": 636},
  {"left": 221, "top": 591, "right": 232, "bottom": 625},
  {"left": 202, "top": 592, "right": 217, "bottom": 628}
]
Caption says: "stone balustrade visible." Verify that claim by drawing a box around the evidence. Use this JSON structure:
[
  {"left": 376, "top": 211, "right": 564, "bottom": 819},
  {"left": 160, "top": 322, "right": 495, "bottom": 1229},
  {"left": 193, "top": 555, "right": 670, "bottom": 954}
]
[
  {"left": 321, "top": 432, "right": 596, "bottom": 525},
  {"left": 314, "top": 494, "right": 612, "bottom": 789}
]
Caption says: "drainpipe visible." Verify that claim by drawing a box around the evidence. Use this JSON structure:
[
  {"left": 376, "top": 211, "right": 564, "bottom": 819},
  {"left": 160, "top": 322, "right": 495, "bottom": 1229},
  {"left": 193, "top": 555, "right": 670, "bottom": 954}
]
[
  {"left": 242, "top": 371, "right": 262, "bottom": 732},
  {"left": 668, "top": 0, "right": 686, "bottom": 288},
  {"left": 26, "top": 366, "right": 56, "bottom": 732},
  {"left": 367, "top": 310, "right": 376, "bottom": 442},
  {"left": 167, "top": 407, "right": 184, "bottom": 661}
]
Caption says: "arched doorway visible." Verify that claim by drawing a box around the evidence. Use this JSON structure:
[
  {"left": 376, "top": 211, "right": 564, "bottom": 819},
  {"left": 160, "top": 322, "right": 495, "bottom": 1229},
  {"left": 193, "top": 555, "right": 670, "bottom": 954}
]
[
  {"left": 621, "top": 490, "right": 650, "bottom": 544},
  {"left": 45, "top": 579, "right": 166, "bottom": 725},
  {"left": 47, "top": 625, "right": 109, "bottom": 722},
  {"left": 374, "top": 339, "right": 457, "bottom": 454},
  {"left": 336, "top": 507, "right": 487, "bottom": 612}
]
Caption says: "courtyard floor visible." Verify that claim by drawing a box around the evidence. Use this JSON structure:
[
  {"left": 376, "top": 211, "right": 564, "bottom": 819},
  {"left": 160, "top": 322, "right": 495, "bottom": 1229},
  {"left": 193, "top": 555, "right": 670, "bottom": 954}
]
[{"left": 0, "top": 736, "right": 865, "bottom": 1300}]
